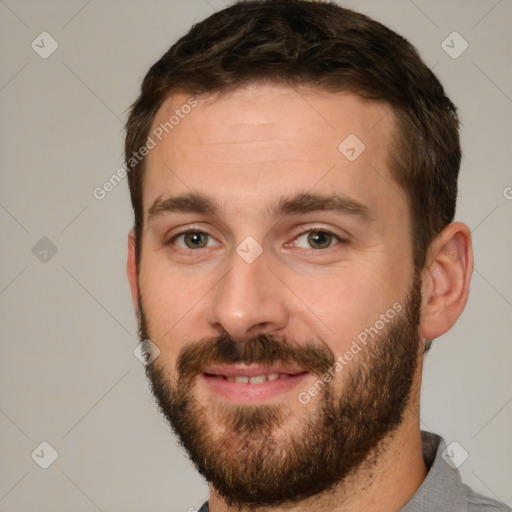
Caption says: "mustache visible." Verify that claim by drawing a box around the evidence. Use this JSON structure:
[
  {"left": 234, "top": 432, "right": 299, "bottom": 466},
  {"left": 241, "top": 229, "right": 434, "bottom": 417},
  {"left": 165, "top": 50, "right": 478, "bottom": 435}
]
[{"left": 175, "top": 333, "right": 336, "bottom": 381}]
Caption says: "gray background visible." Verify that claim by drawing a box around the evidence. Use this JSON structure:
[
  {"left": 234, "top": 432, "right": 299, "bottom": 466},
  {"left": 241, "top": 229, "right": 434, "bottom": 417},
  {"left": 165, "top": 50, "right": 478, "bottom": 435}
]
[{"left": 1, "top": 0, "right": 511, "bottom": 510}]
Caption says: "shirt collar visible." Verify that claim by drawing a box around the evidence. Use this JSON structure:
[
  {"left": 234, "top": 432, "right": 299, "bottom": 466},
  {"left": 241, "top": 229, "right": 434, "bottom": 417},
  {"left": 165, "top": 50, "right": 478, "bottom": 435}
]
[{"left": 400, "top": 430, "right": 467, "bottom": 511}]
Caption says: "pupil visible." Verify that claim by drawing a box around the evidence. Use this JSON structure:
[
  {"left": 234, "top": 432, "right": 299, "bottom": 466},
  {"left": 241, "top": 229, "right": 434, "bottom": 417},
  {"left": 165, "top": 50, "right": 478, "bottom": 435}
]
[
  {"left": 186, "top": 232, "right": 206, "bottom": 248},
  {"left": 308, "top": 231, "right": 331, "bottom": 249}
]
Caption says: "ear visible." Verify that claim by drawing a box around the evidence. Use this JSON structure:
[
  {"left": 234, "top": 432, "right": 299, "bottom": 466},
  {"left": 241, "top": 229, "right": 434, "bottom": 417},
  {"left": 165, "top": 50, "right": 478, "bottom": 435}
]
[
  {"left": 419, "top": 222, "right": 473, "bottom": 339},
  {"left": 127, "top": 229, "right": 140, "bottom": 312}
]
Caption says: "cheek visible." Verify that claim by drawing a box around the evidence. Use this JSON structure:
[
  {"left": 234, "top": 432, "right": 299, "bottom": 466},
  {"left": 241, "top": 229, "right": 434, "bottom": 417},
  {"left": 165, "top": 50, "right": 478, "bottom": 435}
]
[
  {"left": 138, "top": 257, "right": 203, "bottom": 338},
  {"left": 290, "top": 261, "right": 406, "bottom": 354}
]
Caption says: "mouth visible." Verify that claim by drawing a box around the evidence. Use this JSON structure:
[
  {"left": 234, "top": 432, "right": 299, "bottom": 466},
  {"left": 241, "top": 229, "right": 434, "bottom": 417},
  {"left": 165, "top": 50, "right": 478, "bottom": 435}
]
[{"left": 201, "top": 364, "right": 310, "bottom": 403}]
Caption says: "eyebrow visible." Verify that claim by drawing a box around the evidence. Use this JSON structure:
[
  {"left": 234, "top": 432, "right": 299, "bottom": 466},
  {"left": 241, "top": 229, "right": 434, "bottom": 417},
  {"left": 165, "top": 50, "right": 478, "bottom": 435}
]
[{"left": 147, "top": 191, "right": 373, "bottom": 224}]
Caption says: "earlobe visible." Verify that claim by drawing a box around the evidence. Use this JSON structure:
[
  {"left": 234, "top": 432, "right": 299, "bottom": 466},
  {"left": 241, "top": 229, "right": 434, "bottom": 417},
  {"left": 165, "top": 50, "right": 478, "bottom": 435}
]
[
  {"left": 419, "top": 222, "right": 473, "bottom": 340},
  {"left": 127, "top": 229, "right": 140, "bottom": 312}
]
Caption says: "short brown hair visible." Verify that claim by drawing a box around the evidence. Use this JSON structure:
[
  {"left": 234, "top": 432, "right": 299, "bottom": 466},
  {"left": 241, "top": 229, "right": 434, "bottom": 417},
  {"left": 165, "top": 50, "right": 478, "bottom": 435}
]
[{"left": 125, "top": 0, "right": 460, "bottom": 269}]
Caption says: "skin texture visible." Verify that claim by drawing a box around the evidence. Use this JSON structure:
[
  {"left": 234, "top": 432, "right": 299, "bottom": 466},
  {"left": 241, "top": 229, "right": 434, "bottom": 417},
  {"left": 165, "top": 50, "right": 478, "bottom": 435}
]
[{"left": 127, "top": 84, "right": 473, "bottom": 512}]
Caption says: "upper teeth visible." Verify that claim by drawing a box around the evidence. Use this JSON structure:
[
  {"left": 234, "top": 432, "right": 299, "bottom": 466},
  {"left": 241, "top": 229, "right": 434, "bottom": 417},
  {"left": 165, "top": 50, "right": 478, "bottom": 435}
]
[{"left": 225, "top": 373, "right": 282, "bottom": 383}]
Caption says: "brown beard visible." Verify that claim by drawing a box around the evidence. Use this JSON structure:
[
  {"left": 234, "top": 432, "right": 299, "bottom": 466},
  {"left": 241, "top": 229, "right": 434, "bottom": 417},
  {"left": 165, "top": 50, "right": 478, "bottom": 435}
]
[{"left": 138, "top": 271, "right": 423, "bottom": 509}]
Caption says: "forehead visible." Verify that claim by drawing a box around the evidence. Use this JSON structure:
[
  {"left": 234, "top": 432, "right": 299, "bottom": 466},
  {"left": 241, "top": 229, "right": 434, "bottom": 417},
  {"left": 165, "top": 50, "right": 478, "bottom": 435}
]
[{"left": 143, "top": 83, "right": 403, "bottom": 223}]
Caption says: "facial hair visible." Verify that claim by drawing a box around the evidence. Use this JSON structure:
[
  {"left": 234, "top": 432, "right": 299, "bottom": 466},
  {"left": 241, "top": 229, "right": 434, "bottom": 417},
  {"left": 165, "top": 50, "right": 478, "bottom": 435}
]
[{"left": 138, "top": 271, "right": 423, "bottom": 509}]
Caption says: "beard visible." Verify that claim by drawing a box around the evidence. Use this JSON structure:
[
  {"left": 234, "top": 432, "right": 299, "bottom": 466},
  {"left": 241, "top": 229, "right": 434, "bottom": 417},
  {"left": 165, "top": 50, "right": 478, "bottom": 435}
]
[{"left": 138, "top": 270, "right": 423, "bottom": 509}]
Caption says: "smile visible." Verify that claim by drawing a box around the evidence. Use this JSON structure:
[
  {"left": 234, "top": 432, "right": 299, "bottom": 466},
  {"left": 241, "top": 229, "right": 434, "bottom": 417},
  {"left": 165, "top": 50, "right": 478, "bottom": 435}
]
[
  {"left": 201, "top": 365, "right": 310, "bottom": 402},
  {"left": 222, "top": 373, "right": 290, "bottom": 383}
]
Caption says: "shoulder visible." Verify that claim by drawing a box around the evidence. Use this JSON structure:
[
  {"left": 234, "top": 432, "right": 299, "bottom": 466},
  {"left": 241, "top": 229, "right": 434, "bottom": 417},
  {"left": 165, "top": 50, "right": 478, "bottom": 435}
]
[
  {"left": 463, "top": 484, "right": 511, "bottom": 512},
  {"left": 401, "top": 432, "right": 510, "bottom": 512}
]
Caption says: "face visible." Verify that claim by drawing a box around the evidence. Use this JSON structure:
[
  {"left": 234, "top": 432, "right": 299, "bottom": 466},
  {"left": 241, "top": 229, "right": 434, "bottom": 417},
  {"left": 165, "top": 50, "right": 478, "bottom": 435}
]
[{"left": 129, "top": 84, "right": 423, "bottom": 507}]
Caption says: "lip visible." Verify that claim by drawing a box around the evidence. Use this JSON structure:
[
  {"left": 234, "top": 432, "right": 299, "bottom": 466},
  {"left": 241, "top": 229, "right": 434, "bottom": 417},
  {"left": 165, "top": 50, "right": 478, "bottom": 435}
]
[
  {"left": 204, "top": 364, "right": 306, "bottom": 378},
  {"left": 201, "top": 364, "right": 310, "bottom": 403}
]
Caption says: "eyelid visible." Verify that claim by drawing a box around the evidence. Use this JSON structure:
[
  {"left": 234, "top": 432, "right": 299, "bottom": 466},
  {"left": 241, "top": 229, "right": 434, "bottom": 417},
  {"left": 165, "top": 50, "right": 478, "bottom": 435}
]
[
  {"left": 293, "top": 224, "right": 350, "bottom": 242},
  {"left": 165, "top": 224, "right": 350, "bottom": 250},
  {"left": 166, "top": 225, "right": 220, "bottom": 246},
  {"left": 287, "top": 225, "right": 349, "bottom": 250}
]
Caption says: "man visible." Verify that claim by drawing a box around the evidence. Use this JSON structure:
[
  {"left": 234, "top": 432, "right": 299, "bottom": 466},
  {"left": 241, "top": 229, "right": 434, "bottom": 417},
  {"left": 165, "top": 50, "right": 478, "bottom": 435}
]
[{"left": 125, "top": 1, "right": 510, "bottom": 510}]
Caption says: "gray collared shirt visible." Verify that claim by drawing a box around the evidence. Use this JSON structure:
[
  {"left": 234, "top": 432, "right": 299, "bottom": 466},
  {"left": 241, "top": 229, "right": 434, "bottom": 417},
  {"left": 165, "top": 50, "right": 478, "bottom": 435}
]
[{"left": 197, "top": 431, "right": 510, "bottom": 511}]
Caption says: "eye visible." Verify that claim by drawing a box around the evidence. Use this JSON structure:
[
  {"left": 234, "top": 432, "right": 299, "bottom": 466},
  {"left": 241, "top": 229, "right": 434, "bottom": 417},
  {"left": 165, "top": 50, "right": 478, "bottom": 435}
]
[
  {"left": 293, "top": 230, "right": 343, "bottom": 250},
  {"left": 169, "top": 231, "right": 218, "bottom": 250}
]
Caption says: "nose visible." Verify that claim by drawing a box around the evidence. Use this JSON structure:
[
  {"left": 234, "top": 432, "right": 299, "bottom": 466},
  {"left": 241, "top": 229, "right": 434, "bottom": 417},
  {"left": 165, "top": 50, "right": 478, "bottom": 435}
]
[{"left": 205, "top": 244, "right": 290, "bottom": 340}]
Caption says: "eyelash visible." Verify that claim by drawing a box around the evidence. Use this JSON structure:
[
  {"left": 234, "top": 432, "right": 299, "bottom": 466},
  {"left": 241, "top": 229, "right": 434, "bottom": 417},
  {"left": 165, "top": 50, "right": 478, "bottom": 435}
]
[
  {"left": 166, "top": 226, "right": 347, "bottom": 252},
  {"left": 291, "top": 229, "right": 347, "bottom": 251}
]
